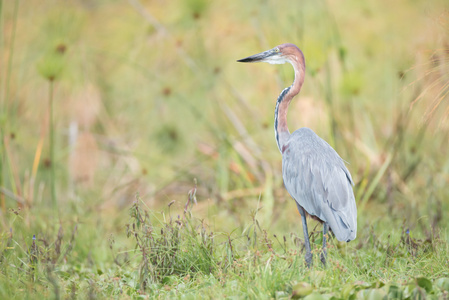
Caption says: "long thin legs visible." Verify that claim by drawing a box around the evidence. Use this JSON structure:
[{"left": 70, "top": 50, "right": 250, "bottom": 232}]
[
  {"left": 296, "top": 203, "right": 312, "bottom": 267},
  {"left": 296, "top": 203, "right": 329, "bottom": 267},
  {"left": 320, "top": 223, "right": 329, "bottom": 266}
]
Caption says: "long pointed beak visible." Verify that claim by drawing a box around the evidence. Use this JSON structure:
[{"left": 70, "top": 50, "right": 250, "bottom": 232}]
[{"left": 237, "top": 49, "right": 277, "bottom": 63}]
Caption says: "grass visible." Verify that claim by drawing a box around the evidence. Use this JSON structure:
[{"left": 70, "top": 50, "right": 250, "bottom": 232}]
[
  {"left": 0, "top": 0, "right": 449, "bottom": 298},
  {"left": 0, "top": 195, "right": 448, "bottom": 299}
]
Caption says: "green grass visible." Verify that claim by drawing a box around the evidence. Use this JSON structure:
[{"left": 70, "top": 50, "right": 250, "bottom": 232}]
[
  {"left": 0, "top": 197, "right": 448, "bottom": 299},
  {"left": 1, "top": 0, "right": 449, "bottom": 298}
]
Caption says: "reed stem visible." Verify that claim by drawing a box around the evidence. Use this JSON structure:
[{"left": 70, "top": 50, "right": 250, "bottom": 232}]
[
  {"left": 49, "top": 80, "right": 56, "bottom": 208},
  {"left": 0, "top": 0, "right": 20, "bottom": 210}
]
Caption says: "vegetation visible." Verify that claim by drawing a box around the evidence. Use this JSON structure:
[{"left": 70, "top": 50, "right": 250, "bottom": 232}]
[{"left": 1, "top": 0, "right": 449, "bottom": 298}]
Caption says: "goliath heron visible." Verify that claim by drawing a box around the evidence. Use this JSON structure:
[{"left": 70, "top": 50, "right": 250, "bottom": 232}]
[{"left": 237, "top": 43, "right": 357, "bottom": 267}]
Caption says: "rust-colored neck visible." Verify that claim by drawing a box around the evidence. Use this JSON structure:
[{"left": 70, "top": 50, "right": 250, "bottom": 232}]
[{"left": 274, "top": 53, "right": 305, "bottom": 152}]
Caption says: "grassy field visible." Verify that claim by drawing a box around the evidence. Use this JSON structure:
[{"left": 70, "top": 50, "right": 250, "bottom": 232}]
[{"left": 1, "top": 0, "right": 449, "bottom": 298}]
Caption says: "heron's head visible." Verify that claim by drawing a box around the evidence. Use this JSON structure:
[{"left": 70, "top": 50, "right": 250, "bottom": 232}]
[{"left": 237, "top": 43, "right": 304, "bottom": 66}]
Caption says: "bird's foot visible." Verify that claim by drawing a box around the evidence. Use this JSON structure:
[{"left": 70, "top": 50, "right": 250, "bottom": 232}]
[
  {"left": 320, "top": 250, "right": 327, "bottom": 267},
  {"left": 305, "top": 252, "right": 313, "bottom": 268}
]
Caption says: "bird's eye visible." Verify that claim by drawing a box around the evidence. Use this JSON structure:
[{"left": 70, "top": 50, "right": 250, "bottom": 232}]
[{"left": 274, "top": 48, "right": 280, "bottom": 53}]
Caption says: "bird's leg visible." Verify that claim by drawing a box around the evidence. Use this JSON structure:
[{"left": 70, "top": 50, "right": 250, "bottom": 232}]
[
  {"left": 320, "top": 222, "right": 329, "bottom": 266},
  {"left": 296, "top": 203, "right": 312, "bottom": 268}
]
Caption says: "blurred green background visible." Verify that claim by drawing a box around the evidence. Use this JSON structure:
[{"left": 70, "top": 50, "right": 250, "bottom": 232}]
[{"left": 1, "top": 0, "right": 448, "bottom": 265}]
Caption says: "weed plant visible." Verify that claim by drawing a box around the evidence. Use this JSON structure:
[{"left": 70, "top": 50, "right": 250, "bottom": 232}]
[{"left": 2, "top": 192, "right": 448, "bottom": 298}]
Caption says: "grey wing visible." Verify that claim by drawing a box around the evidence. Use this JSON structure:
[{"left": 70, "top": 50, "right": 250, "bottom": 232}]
[{"left": 282, "top": 128, "right": 357, "bottom": 242}]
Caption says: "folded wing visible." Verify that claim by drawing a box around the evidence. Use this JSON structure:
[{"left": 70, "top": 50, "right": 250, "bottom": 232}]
[{"left": 282, "top": 128, "right": 357, "bottom": 242}]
